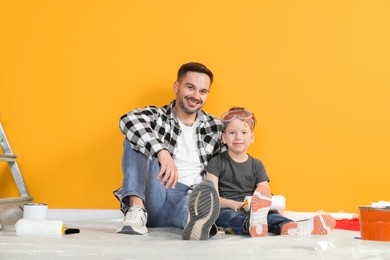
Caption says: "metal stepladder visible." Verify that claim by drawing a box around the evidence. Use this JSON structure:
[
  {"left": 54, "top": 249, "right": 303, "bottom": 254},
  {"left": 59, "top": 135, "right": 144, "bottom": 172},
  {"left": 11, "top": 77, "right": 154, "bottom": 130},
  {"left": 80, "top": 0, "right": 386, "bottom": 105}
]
[{"left": 0, "top": 116, "right": 33, "bottom": 229}]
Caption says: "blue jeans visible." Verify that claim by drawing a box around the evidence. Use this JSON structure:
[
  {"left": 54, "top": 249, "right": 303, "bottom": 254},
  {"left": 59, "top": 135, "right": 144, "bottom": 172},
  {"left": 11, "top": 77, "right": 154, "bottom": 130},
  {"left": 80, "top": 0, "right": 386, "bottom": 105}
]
[
  {"left": 120, "top": 140, "right": 190, "bottom": 228},
  {"left": 217, "top": 209, "right": 293, "bottom": 235}
]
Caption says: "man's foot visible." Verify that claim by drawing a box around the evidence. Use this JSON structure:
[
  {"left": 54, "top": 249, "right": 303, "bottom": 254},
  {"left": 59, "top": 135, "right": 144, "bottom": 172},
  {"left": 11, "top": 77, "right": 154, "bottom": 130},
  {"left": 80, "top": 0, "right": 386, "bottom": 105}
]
[
  {"left": 182, "top": 180, "right": 220, "bottom": 240},
  {"left": 281, "top": 214, "right": 336, "bottom": 236},
  {"left": 117, "top": 205, "right": 148, "bottom": 235},
  {"left": 249, "top": 184, "right": 272, "bottom": 237}
]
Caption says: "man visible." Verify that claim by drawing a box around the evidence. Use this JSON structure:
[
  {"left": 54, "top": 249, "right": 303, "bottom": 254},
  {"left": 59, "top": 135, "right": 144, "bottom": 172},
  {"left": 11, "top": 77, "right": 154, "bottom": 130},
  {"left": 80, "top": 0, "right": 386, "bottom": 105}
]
[{"left": 114, "top": 62, "right": 224, "bottom": 240}]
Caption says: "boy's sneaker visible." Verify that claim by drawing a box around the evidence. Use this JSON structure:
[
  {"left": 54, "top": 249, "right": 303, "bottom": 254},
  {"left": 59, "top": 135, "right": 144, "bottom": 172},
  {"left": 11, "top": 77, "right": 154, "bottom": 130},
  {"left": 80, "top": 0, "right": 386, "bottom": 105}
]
[
  {"left": 249, "top": 184, "right": 272, "bottom": 237},
  {"left": 281, "top": 214, "right": 336, "bottom": 236},
  {"left": 117, "top": 205, "right": 148, "bottom": 235},
  {"left": 182, "top": 180, "right": 220, "bottom": 240}
]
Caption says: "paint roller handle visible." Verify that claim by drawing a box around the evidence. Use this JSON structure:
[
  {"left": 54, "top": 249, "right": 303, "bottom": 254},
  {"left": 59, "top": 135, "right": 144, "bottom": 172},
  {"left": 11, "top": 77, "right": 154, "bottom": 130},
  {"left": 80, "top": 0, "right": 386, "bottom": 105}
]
[{"left": 64, "top": 228, "right": 80, "bottom": 234}]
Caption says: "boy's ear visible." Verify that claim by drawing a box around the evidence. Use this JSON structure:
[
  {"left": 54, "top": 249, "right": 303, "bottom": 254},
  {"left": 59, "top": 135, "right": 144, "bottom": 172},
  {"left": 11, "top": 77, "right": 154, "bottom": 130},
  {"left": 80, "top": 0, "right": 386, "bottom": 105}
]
[
  {"left": 250, "top": 133, "right": 255, "bottom": 143},
  {"left": 222, "top": 133, "right": 227, "bottom": 144}
]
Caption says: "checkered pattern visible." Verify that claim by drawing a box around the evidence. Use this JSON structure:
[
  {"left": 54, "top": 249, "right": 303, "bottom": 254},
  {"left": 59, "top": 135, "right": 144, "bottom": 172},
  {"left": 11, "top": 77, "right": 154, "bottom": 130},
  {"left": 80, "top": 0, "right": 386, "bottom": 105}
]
[{"left": 119, "top": 100, "right": 224, "bottom": 168}]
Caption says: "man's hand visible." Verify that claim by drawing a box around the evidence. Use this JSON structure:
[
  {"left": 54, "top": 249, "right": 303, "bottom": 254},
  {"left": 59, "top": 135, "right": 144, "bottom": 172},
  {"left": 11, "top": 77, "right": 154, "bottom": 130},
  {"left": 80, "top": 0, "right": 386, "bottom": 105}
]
[{"left": 156, "top": 149, "right": 178, "bottom": 189}]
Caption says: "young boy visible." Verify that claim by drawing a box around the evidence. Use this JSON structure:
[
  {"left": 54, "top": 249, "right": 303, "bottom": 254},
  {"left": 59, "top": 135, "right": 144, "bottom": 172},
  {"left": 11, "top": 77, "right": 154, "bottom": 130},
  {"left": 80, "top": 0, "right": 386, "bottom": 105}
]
[{"left": 206, "top": 107, "right": 336, "bottom": 237}]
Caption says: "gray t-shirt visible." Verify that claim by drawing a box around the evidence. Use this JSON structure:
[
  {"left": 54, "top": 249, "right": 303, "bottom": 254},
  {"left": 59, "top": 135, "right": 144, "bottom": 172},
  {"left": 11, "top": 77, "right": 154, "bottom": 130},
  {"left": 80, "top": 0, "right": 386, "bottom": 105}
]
[{"left": 207, "top": 152, "right": 269, "bottom": 202}]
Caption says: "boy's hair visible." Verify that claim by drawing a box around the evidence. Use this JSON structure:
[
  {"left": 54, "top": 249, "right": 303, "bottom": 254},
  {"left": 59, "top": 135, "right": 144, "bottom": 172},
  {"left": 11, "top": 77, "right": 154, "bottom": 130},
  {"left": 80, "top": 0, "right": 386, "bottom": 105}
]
[
  {"left": 177, "top": 62, "right": 214, "bottom": 85},
  {"left": 223, "top": 107, "right": 257, "bottom": 130}
]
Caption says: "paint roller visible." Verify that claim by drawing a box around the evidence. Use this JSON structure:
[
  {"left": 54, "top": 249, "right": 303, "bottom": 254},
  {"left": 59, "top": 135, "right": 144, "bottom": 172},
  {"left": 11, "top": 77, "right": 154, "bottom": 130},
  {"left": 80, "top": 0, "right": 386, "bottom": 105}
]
[
  {"left": 15, "top": 219, "right": 65, "bottom": 238},
  {"left": 15, "top": 203, "right": 79, "bottom": 237}
]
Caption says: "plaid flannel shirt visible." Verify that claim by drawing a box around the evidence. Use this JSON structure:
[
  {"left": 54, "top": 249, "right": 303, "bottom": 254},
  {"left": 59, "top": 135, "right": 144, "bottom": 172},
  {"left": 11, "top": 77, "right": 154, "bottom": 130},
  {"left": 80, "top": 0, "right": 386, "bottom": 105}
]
[{"left": 119, "top": 100, "right": 225, "bottom": 169}]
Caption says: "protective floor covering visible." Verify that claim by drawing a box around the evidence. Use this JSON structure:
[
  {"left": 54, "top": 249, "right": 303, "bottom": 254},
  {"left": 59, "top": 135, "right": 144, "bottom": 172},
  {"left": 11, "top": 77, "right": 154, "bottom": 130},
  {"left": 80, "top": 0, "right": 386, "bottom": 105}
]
[{"left": 1, "top": 209, "right": 390, "bottom": 259}]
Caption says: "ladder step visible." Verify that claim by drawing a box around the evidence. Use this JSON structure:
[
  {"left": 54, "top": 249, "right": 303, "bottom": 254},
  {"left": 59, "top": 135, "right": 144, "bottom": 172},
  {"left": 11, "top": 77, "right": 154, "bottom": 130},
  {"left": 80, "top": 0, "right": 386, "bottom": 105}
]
[
  {"left": 0, "top": 117, "right": 32, "bottom": 210},
  {"left": 0, "top": 154, "right": 17, "bottom": 162},
  {"left": 0, "top": 197, "right": 34, "bottom": 209}
]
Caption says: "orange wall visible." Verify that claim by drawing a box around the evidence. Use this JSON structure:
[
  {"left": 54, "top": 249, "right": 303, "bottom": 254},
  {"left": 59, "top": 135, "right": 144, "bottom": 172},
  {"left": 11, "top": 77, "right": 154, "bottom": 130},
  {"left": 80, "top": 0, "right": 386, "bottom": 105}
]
[{"left": 1, "top": 0, "right": 389, "bottom": 213}]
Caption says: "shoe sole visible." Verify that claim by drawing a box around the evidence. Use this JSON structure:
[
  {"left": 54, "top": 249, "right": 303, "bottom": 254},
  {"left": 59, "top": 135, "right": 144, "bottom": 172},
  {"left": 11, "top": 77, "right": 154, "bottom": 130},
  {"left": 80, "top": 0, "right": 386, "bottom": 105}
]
[
  {"left": 117, "top": 225, "right": 147, "bottom": 235},
  {"left": 249, "top": 185, "right": 272, "bottom": 237},
  {"left": 311, "top": 215, "right": 336, "bottom": 235},
  {"left": 182, "top": 181, "right": 220, "bottom": 240},
  {"left": 281, "top": 214, "right": 336, "bottom": 235}
]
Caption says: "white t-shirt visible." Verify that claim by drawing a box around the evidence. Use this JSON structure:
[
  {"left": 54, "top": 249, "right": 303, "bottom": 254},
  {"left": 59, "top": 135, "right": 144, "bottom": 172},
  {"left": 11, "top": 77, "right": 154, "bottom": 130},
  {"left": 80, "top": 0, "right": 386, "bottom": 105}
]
[{"left": 174, "top": 119, "right": 203, "bottom": 186}]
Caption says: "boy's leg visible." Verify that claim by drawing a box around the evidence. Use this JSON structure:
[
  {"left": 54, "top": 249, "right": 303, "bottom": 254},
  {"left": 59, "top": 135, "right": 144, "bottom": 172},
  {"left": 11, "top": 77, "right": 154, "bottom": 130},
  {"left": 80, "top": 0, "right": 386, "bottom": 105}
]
[
  {"left": 280, "top": 214, "right": 336, "bottom": 236},
  {"left": 267, "top": 210, "right": 294, "bottom": 235},
  {"left": 182, "top": 180, "right": 220, "bottom": 240},
  {"left": 248, "top": 184, "right": 272, "bottom": 237},
  {"left": 217, "top": 208, "right": 248, "bottom": 235}
]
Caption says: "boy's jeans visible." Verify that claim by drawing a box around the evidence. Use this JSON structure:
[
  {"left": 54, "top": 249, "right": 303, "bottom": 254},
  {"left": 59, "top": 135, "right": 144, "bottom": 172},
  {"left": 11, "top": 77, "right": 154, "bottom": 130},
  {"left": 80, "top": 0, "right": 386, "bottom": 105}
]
[
  {"left": 217, "top": 208, "right": 293, "bottom": 235},
  {"left": 119, "top": 140, "right": 190, "bottom": 228}
]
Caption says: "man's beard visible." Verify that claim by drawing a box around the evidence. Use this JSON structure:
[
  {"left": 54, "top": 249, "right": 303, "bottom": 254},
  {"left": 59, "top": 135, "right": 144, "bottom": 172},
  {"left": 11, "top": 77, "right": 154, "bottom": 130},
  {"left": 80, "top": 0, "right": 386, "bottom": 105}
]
[{"left": 178, "top": 96, "right": 203, "bottom": 115}]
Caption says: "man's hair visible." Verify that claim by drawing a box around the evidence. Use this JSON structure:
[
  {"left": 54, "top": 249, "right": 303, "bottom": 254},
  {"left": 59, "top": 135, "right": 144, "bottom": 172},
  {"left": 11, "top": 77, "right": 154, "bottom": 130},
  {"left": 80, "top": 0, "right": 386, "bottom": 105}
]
[{"left": 177, "top": 62, "right": 214, "bottom": 85}]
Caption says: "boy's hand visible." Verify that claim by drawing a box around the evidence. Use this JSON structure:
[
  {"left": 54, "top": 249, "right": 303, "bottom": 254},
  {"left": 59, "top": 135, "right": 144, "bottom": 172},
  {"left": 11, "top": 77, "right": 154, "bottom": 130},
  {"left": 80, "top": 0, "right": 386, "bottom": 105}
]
[{"left": 230, "top": 201, "right": 245, "bottom": 212}]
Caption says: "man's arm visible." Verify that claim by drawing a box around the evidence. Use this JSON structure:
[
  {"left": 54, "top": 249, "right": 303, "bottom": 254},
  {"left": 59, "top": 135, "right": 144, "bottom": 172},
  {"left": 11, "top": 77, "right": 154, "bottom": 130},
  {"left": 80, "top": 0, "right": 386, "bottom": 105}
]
[
  {"left": 120, "top": 106, "right": 179, "bottom": 189},
  {"left": 119, "top": 106, "right": 166, "bottom": 158}
]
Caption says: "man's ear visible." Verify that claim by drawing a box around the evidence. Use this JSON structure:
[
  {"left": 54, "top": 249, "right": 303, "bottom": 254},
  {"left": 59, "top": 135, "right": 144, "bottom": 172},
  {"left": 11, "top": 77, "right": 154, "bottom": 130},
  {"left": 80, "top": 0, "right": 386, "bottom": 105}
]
[{"left": 173, "top": 81, "right": 179, "bottom": 93}]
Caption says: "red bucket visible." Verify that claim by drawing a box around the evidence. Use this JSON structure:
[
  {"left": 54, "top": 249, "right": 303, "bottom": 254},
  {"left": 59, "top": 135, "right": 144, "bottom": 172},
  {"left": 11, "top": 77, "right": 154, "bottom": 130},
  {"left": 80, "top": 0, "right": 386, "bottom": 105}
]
[{"left": 359, "top": 206, "right": 390, "bottom": 242}]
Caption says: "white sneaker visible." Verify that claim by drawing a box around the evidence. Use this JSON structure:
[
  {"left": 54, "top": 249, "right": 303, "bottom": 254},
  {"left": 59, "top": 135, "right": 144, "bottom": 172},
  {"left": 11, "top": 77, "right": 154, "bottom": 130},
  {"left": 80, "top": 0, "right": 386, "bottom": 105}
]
[
  {"left": 182, "top": 180, "right": 220, "bottom": 240},
  {"left": 117, "top": 205, "right": 148, "bottom": 235},
  {"left": 281, "top": 214, "right": 336, "bottom": 236},
  {"left": 249, "top": 184, "right": 272, "bottom": 237}
]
